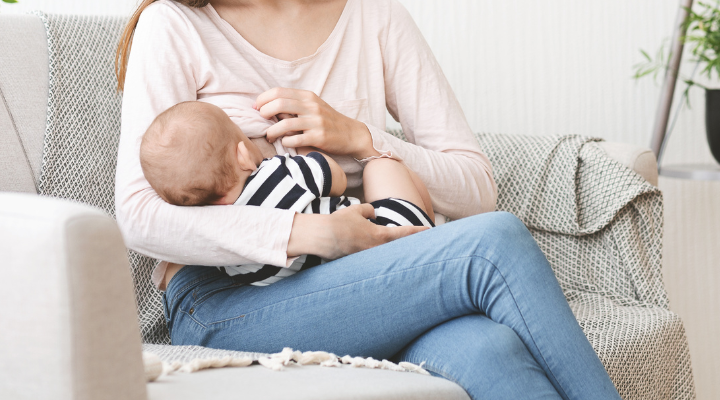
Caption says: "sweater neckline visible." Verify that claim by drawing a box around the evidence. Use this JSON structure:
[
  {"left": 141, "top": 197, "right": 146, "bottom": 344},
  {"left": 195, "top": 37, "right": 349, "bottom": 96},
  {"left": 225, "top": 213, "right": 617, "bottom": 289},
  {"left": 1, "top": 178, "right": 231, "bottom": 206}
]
[{"left": 206, "top": 0, "right": 353, "bottom": 68}]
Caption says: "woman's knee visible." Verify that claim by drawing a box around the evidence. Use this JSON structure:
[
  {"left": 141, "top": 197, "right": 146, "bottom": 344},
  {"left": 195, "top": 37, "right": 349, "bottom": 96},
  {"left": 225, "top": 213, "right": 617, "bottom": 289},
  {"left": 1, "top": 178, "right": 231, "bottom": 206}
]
[
  {"left": 479, "top": 211, "right": 528, "bottom": 236},
  {"left": 454, "top": 211, "right": 527, "bottom": 235},
  {"left": 450, "top": 211, "right": 534, "bottom": 253},
  {"left": 445, "top": 212, "right": 556, "bottom": 285}
]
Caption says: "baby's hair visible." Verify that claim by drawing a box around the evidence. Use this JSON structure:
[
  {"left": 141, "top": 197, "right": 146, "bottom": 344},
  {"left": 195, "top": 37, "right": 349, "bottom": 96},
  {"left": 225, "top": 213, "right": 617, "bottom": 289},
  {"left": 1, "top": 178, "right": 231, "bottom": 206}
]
[{"left": 140, "top": 101, "right": 239, "bottom": 206}]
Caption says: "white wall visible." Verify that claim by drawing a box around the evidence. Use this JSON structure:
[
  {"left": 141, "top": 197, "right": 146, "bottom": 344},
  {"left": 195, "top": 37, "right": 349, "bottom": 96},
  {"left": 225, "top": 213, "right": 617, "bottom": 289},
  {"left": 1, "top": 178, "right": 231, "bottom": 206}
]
[
  {"left": 395, "top": 0, "right": 717, "bottom": 165},
  {"left": 5, "top": 1, "right": 719, "bottom": 398}
]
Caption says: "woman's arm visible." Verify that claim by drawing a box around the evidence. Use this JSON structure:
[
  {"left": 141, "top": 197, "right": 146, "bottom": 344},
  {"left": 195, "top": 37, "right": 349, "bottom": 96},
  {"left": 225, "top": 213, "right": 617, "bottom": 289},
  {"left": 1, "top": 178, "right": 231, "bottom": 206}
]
[
  {"left": 117, "top": 2, "right": 420, "bottom": 266},
  {"left": 255, "top": 1, "right": 496, "bottom": 220},
  {"left": 116, "top": 3, "right": 296, "bottom": 266},
  {"left": 371, "top": 0, "right": 497, "bottom": 219},
  {"left": 287, "top": 204, "right": 426, "bottom": 260}
]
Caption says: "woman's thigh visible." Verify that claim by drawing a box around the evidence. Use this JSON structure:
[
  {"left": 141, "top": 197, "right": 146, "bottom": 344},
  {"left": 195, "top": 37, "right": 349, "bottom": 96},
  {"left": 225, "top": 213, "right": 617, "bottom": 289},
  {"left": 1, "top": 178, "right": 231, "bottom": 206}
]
[
  {"left": 165, "top": 211, "right": 619, "bottom": 400},
  {"left": 166, "top": 212, "right": 535, "bottom": 356}
]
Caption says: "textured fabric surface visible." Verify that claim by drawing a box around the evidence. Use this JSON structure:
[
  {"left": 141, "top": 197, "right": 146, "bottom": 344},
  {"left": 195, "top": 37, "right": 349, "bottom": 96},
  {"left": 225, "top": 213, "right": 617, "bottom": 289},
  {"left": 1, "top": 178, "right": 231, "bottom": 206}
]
[
  {"left": 33, "top": 12, "right": 694, "bottom": 399},
  {"left": 0, "top": 14, "right": 49, "bottom": 192},
  {"left": 491, "top": 135, "right": 693, "bottom": 400},
  {"left": 394, "top": 130, "right": 695, "bottom": 400},
  {"left": 595, "top": 141, "right": 658, "bottom": 187},
  {"left": 144, "top": 344, "right": 271, "bottom": 364},
  {"left": 33, "top": 12, "right": 168, "bottom": 346},
  {"left": 0, "top": 193, "right": 146, "bottom": 400}
]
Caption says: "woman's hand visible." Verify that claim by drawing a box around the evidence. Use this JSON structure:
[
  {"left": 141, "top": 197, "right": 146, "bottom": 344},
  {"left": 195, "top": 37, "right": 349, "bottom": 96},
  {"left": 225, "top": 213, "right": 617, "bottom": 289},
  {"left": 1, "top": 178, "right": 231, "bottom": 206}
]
[
  {"left": 287, "top": 204, "right": 428, "bottom": 260},
  {"left": 255, "top": 87, "right": 380, "bottom": 159}
]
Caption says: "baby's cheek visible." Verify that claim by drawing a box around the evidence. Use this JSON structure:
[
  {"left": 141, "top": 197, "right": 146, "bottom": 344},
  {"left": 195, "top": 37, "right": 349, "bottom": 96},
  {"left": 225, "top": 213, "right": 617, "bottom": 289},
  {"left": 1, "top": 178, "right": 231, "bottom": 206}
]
[{"left": 250, "top": 137, "right": 278, "bottom": 158}]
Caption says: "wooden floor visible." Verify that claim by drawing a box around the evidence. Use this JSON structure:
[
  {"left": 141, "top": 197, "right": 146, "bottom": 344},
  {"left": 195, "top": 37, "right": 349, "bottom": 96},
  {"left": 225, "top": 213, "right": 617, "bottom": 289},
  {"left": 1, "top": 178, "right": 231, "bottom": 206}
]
[{"left": 660, "top": 177, "right": 720, "bottom": 400}]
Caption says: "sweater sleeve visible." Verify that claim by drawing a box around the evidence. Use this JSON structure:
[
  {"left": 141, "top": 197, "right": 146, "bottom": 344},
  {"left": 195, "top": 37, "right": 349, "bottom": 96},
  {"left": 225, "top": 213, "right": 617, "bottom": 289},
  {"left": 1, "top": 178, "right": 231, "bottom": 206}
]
[
  {"left": 115, "top": 2, "right": 296, "bottom": 267},
  {"left": 367, "top": 0, "right": 497, "bottom": 219}
]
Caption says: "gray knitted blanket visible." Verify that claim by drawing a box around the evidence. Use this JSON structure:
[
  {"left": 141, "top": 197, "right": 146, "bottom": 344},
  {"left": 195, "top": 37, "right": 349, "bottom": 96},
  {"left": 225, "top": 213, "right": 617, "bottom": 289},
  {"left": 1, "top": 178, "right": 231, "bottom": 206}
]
[{"left": 34, "top": 13, "right": 694, "bottom": 399}]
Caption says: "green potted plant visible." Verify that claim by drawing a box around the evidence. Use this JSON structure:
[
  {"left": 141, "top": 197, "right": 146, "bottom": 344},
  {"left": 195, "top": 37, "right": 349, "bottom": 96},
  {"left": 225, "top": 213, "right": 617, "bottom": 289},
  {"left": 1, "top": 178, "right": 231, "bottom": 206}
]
[{"left": 635, "top": 0, "right": 720, "bottom": 163}]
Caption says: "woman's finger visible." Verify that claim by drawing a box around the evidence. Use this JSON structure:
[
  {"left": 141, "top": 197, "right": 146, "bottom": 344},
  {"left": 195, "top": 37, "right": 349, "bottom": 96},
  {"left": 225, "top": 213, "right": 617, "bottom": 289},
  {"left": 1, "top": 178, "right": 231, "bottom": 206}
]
[
  {"left": 334, "top": 203, "right": 376, "bottom": 220},
  {"left": 276, "top": 113, "right": 296, "bottom": 120},
  {"left": 258, "top": 98, "right": 307, "bottom": 119},
  {"left": 280, "top": 133, "right": 310, "bottom": 148},
  {"left": 255, "top": 87, "right": 314, "bottom": 110},
  {"left": 380, "top": 225, "right": 429, "bottom": 242},
  {"left": 266, "top": 117, "right": 310, "bottom": 142},
  {"left": 348, "top": 203, "right": 376, "bottom": 220}
]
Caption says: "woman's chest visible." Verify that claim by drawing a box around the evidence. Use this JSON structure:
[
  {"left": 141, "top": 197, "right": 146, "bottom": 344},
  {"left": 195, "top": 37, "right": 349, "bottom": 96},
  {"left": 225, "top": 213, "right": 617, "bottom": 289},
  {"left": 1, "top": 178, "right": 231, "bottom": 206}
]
[
  {"left": 211, "top": 1, "right": 348, "bottom": 63},
  {"left": 194, "top": 14, "right": 387, "bottom": 129}
]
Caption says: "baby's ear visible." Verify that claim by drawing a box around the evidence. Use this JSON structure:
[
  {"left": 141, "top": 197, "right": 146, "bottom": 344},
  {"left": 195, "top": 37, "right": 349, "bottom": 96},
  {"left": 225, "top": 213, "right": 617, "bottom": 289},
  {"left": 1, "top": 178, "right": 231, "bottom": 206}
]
[{"left": 236, "top": 142, "right": 258, "bottom": 172}]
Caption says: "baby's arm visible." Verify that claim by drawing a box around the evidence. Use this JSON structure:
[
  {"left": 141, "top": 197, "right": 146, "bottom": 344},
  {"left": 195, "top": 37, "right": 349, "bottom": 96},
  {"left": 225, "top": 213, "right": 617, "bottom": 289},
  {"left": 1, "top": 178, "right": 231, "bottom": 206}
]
[
  {"left": 363, "top": 158, "right": 435, "bottom": 223},
  {"left": 297, "top": 147, "right": 347, "bottom": 196}
]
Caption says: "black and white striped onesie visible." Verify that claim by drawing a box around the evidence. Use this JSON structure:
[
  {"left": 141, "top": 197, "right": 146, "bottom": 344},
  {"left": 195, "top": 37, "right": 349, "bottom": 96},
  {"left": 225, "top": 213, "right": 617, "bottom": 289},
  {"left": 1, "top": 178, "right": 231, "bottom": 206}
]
[{"left": 220, "top": 152, "right": 434, "bottom": 286}]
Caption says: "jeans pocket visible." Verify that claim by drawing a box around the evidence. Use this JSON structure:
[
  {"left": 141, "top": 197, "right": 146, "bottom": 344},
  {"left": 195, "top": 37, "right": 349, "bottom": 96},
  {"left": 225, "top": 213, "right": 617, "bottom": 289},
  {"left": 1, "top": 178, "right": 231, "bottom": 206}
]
[
  {"left": 182, "top": 277, "right": 247, "bottom": 325},
  {"left": 191, "top": 284, "right": 238, "bottom": 308}
]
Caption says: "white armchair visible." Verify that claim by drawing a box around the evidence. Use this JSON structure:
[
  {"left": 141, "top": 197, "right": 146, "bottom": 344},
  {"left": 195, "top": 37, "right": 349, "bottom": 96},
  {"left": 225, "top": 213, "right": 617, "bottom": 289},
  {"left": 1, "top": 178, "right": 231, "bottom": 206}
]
[{"left": 0, "top": 193, "right": 146, "bottom": 399}]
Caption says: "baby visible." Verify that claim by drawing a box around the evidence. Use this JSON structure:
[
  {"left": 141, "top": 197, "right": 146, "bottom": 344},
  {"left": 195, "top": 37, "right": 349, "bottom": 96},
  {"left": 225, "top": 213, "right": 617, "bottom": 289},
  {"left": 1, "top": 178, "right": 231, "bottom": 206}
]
[{"left": 140, "top": 101, "right": 434, "bottom": 286}]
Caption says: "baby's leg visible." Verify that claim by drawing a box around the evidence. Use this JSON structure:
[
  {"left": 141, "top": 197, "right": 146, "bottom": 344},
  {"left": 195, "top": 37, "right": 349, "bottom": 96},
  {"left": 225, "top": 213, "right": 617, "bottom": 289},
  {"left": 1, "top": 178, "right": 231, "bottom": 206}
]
[{"left": 363, "top": 158, "right": 435, "bottom": 223}]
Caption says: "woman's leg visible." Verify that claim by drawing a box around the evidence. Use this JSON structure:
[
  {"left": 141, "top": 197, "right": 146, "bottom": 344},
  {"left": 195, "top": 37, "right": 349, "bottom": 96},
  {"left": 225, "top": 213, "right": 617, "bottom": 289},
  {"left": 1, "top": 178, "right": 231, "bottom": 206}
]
[
  {"left": 393, "top": 314, "right": 561, "bottom": 399},
  {"left": 165, "top": 212, "right": 619, "bottom": 400}
]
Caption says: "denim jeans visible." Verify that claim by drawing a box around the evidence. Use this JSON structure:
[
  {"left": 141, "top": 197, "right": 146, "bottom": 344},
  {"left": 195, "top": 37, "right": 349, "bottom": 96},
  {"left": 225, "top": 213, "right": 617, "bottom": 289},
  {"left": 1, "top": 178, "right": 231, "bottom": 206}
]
[{"left": 163, "top": 212, "right": 621, "bottom": 400}]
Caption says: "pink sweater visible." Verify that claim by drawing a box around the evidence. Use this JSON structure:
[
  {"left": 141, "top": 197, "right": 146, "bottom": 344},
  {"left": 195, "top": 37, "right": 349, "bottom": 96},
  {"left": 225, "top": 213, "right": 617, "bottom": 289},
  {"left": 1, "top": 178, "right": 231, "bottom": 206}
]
[{"left": 115, "top": 0, "right": 497, "bottom": 279}]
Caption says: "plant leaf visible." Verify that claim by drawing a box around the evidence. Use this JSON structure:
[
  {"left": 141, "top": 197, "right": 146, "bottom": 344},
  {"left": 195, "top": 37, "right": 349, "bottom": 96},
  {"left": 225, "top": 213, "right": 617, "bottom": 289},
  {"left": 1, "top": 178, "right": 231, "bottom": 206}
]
[{"left": 640, "top": 49, "right": 652, "bottom": 61}]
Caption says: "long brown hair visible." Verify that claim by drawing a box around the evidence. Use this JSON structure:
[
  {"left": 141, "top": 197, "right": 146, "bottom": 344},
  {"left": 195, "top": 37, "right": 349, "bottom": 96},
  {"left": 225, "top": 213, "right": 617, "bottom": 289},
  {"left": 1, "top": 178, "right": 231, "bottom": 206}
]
[{"left": 115, "top": 0, "right": 209, "bottom": 92}]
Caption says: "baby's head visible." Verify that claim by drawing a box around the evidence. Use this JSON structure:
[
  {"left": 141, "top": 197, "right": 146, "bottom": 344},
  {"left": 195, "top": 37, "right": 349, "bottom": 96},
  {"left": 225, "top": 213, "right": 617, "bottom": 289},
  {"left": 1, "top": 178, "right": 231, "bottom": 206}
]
[{"left": 140, "top": 101, "right": 262, "bottom": 206}]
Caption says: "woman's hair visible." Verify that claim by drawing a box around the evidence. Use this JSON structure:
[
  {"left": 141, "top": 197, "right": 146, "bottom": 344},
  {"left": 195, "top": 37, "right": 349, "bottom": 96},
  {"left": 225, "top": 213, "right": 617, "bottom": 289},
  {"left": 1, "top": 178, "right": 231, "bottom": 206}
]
[{"left": 115, "top": 0, "right": 209, "bottom": 92}]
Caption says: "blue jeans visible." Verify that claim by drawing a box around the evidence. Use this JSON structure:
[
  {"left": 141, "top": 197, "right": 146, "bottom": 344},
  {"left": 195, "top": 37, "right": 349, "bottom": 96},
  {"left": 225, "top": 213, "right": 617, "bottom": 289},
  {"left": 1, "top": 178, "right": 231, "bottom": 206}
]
[{"left": 163, "top": 212, "right": 620, "bottom": 400}]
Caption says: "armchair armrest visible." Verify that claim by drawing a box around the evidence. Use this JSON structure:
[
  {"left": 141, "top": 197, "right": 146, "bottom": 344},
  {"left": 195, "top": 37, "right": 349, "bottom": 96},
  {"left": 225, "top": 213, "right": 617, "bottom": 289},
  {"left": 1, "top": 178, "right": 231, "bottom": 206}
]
[
  {"left": 595, "top": 142, "right": 658, "bottom": 186},
  {"left": 0, "top": 193, "right": 146, "bottom": 400}
]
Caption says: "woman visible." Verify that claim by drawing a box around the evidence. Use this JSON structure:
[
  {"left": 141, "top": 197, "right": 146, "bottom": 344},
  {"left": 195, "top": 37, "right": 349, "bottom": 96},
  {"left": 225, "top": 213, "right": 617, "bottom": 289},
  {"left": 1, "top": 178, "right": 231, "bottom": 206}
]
[{"left": 115, "top": 0, "right": 621, "bottom": 398}]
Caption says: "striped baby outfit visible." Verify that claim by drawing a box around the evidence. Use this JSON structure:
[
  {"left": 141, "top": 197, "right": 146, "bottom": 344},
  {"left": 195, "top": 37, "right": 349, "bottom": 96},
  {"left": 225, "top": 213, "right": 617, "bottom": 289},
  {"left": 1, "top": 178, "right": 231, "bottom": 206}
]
[{"left": 220, "top": 152, "right": 434, "bottom": 286}]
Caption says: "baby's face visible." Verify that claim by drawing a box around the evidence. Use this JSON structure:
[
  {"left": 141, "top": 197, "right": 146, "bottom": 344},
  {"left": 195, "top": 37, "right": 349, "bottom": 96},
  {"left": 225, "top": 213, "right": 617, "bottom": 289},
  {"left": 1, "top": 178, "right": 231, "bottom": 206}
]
[{"left": 204, "top": 108, "right": 267, "bottom": 205}]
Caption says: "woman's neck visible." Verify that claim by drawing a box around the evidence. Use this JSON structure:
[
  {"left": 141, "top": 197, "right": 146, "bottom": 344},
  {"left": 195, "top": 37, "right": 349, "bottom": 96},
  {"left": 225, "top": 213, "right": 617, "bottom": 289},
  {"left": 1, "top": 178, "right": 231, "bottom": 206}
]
[{"left": 210, "top": 0, "right": 347, "bottom": 62}]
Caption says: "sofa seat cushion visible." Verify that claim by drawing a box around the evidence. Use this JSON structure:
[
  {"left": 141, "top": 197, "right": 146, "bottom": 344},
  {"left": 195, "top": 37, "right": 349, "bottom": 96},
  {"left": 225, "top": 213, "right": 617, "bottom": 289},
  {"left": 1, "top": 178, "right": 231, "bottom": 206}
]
[{"left": 148, "top": 364, "right": 470, "bottom": 400}]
